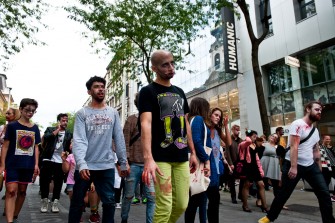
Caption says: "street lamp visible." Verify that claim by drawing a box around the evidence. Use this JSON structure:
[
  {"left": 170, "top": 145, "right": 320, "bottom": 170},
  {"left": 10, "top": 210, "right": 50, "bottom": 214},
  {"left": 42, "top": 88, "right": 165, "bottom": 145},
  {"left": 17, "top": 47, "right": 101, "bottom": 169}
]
[{"left": 8, "top": 87, "right": 12, "bottom": 109}]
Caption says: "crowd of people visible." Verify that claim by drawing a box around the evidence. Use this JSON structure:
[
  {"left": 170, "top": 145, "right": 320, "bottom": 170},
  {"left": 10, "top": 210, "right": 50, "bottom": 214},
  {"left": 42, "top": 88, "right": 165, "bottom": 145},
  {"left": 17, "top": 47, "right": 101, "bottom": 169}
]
[{"left": 0, "top": 49, "right": 334, "bottom": 223}]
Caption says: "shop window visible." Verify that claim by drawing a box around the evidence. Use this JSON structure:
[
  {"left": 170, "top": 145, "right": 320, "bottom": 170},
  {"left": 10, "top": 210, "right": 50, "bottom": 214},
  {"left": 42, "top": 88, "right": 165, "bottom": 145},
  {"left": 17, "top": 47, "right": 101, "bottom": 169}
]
[
  {"left": 300, "top": 51, "right": 327, "bottom": 87},
  {"left": 282, "top": 92, "right": 295, "bottom": 113},
  {"left": 302, "top": 85, "right": 328, "bottom": 105},
  {"left": 270, "top": 114, "right": 284, "bottom": 128},
  {"left": 297, "top": 0, "right": 316, "bottom": 21},
  {"left": 283, "top": 112, "right": 296, "bottom": 126},
  {"left": 325, "top": 46, "right": 335, "bottom": 81},
  {"left": 327, "top": 82, "right": 335, "bottom": 103},
  {"left": 259, "top": 0, "right": 273, "bottom": 35},
  {"left": 270, "top": 95, "right": 283, "bottom": 115},
  {"left": 268, "top": 63, "right": 293, "bottom": 94},
  {"left": 209, "top": 89, "right": 240, "bottom": 122}
]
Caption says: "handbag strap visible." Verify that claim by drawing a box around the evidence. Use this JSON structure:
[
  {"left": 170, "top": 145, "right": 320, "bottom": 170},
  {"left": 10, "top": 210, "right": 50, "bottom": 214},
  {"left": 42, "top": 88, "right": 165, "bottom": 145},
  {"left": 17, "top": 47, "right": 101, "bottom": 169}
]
[
  {"left": 189, "top": 117, "right": 210, "bottom": 156},
  {"left": 299, "top": 127, "right": 315, "bottom": 144}
]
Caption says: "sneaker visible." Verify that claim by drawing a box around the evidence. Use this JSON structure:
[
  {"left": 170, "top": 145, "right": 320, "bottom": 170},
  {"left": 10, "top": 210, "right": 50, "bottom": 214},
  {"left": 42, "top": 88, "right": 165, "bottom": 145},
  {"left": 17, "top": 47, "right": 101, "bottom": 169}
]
[
  {"left": 40, "top": 198, "right": 49, "bottom": 213},
  {"left": 51, "top": 199, "right": 59, "bottom": 213},
  {"left": 258, "top": 216, "right": 271, "bottom": 223},
  {"left": 131, "top": 198, "right": 140, "bottom": 205},
  {"left": 331, "top": 196, "right": 335, "bottom": 202},
  {"left": 116, "top": 203, "right": 121, "bottom": 209},
  {"left": 89, "top": 211, "right": 100, "bottom": 223},
  {"left": 142, "top": 198, "right": 148, "bottom": 204}
]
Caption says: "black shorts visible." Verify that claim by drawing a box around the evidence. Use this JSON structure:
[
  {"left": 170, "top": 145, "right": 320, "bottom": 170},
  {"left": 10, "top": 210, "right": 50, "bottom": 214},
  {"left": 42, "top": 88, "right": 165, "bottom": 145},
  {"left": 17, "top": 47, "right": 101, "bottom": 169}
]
[{"left": 6, "top": 168, "right": 34, "bottom": 184}]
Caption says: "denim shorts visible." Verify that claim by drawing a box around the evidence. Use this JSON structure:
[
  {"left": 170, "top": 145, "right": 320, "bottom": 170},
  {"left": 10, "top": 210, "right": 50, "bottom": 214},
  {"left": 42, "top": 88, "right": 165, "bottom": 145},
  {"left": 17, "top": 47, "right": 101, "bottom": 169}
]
[
  {"left": 6, "top": 168, "right": 34, "bottom": 184},
  {"left": 66, "top": 184, "right": 74, "bottom": 191}
]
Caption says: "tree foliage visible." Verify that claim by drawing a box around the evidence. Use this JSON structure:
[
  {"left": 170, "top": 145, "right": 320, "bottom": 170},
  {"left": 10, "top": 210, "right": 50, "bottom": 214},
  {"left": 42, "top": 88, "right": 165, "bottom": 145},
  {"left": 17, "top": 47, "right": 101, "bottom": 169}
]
[
  {"left": 0, "top": 0, "right": 48, "bottom": 70},
  {"left": 66, "top": 0, "right": 217, "bottom": 92}
]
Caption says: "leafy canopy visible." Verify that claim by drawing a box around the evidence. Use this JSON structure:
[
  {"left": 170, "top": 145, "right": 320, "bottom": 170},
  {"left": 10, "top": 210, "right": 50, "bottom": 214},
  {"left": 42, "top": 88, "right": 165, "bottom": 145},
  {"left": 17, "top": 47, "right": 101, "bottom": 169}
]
[
  {"left": 0, "top": 0, "right": 48, "bottom": 70},
  {"left": 66, "top": 0, "right": 217, "bottom": 92}
]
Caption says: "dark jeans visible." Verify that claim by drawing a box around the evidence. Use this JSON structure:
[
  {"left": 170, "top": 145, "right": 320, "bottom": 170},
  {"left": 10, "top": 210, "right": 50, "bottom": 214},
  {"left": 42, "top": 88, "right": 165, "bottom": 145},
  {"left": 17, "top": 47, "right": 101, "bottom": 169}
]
[
  {"left": 68, "top": 169, "right": 115, "bottom": 223},
  {"left": 267, "top": 160, "right": 335, "bottom": 223},
  {"left": 40, "top": 161, "right": 64, "bottom": 201},
  {"left": 227, "top": 173, "right": 237, "bottom": 201},
  {"left": 206, "top": 186, "right": 220, "bottom": 223},
  {"left": 184, "top": 191, "right": 207, "bottom": 223}
]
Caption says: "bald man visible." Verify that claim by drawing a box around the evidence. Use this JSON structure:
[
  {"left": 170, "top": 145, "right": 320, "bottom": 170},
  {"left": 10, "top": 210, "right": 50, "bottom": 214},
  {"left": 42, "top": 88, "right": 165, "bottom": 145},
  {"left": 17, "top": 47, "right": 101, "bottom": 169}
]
[{"left": 138, "top": 50, "right": 198, "bottom": 223}]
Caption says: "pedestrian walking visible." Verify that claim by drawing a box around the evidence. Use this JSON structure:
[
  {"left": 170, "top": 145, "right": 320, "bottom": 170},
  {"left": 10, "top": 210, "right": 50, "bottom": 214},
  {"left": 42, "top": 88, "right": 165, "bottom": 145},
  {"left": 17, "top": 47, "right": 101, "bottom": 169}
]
[
  {"left": 121, "top": 93, "right": 155, "bottom": 223},
  {"left": 139, "top": 50, "right": 198, "bottom": 223},
  {"left": 39, "top": 113, "right": 72, "bottom": 213},
  {"left": 259, "top": 101, "right": 335, "bottom": 223},
  {"left": 0, "top": 98, "right": 41, "bottom": 223},
  {"left": 184, "top": 97, "right": 211, "bottom": 223},
  {"left": 225, "top": 125, "right": 243, "bottom": 204},
  {"left": 68, "top": 76, "right": 128, "bottom": 223}
]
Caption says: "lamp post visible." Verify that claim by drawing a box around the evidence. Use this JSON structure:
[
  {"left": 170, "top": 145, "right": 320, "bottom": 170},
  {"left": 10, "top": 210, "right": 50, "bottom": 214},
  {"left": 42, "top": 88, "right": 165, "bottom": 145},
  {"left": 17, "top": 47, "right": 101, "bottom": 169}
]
[{"left": 8, "top": 87, "right": 12, "bottom": 109}]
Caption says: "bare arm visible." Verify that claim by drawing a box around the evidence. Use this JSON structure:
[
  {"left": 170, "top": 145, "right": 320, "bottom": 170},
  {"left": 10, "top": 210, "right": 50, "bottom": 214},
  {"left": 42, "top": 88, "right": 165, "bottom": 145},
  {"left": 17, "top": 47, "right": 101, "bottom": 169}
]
[
  {"left": 141, "top": 112, "right": 162, "bottom": 185},
  {"left": 288, "top": 135, "right": 300, "bottom": 179},
  {"left": 185, "top": 114, "right": 199, "bottom": 173},
  {"left": 220, "top": 115, "right": 232, "bottom": 147},
  {"left": 313, "top": 143, "right": 321, "bottom": 170},
  {"left": 0, "top": 140, "right": 9, "bottom": 172},
  {"left": 61, "top": 152, "right": 70, "bottom": 173}
]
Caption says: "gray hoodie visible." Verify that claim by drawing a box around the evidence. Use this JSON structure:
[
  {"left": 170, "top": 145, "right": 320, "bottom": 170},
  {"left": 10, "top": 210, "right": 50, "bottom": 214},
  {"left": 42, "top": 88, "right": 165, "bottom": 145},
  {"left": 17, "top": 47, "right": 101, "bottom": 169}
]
[{"left": 73, "top": 106, "right": 127, "bottom": 172}]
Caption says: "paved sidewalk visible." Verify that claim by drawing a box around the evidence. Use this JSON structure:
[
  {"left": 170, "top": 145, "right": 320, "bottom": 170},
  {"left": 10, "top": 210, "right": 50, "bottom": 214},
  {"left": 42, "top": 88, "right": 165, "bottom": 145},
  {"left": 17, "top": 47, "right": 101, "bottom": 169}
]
[{"left": 0, "top": 179, "right": 333, "bottom": 222}]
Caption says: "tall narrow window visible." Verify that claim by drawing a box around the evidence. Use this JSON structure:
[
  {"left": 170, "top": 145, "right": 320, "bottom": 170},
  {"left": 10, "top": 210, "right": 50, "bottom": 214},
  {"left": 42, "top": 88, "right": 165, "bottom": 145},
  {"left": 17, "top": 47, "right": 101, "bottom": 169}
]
[
  {"left": 214, "top": 53, "right": 220, "bottom": 70},
  {"left": 260, "top": 0, "right": 273, "bottom": 35},
  {"left": 298, "top": 0, "right": 316, "bottom": 20}
]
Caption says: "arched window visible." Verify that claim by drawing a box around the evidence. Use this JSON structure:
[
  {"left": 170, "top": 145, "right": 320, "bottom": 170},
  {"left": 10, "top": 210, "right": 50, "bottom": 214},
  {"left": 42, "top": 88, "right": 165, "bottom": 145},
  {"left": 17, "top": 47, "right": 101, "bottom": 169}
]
[{"left": 215, "top": 53, "right": 220, "bottom": 70}]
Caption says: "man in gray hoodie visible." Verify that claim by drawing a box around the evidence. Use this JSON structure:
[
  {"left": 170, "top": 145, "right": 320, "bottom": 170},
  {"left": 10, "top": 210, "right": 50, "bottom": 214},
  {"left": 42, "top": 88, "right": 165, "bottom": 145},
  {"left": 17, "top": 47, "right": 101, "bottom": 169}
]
[{"left": 68, "top": 76, "right": 128, "bottom": 223}]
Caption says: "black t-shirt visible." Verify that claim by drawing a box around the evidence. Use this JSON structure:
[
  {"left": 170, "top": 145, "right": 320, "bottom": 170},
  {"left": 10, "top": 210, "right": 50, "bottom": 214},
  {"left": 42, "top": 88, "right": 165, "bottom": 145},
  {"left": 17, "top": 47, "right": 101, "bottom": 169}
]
[{"left": 139, "top": 82, "right": 189, "bottom": 162}]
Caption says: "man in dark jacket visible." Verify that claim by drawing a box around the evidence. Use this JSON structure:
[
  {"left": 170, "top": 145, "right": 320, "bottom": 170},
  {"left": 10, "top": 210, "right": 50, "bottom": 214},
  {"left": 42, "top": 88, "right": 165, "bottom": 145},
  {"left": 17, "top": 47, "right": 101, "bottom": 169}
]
[
  {"left": 225, "top": 124, "right": 243, "bottom": 204},
  {"left": 39, "top": 113, "right": 72, "bottom": 213}
]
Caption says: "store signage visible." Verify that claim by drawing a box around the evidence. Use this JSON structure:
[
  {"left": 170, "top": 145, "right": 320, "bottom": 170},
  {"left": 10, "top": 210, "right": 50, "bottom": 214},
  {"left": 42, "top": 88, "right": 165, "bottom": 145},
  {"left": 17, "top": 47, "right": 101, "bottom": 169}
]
[
  {"left": 222, "top": 7, "right": 238, "bottom": 74},
  {"left": 285, "top": 56, "right": 300, "bottom": 68}
]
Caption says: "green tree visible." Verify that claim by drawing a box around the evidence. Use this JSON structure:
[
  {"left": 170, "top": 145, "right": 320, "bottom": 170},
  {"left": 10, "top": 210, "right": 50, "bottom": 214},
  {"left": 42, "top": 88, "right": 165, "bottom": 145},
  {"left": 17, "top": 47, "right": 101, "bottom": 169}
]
[
  {"left": 0, "top": 0, "right": 48, "bottom": 70},
  {"left": 0, "top": 114, "right": 5, "bottom": 125},
  {"left": 66, "top": 0, "right": 217, "bottom": 92}
]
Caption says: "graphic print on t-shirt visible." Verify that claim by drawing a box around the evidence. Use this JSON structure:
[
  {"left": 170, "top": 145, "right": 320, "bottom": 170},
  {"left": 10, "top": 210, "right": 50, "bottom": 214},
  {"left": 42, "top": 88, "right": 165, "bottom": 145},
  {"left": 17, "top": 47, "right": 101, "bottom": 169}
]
[
  {"left": 15, "top": 130, "right": 35, "bottom": 156},
  {"left": 157, "top": 92, "right": 187, "bottom": 149},
  {"left": 86, "top": 113, "right": 112, "bottom": 135}
]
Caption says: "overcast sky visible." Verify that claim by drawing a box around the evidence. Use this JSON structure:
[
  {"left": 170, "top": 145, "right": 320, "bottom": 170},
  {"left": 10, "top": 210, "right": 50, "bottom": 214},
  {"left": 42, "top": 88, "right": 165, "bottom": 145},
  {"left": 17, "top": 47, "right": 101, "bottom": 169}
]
[{"left": 4, "top": 1, "right": 110, "bottom": 131}]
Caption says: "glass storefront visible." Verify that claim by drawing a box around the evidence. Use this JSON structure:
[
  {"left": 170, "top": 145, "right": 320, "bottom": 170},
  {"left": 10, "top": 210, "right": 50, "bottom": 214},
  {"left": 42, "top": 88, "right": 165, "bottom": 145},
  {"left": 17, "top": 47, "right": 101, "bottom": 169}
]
[
  {"left": 266, "top": 44, "right": 335, "bottom": 132},
  {"left": 209, "top": 89, "right": 240, "bottom": 123}
]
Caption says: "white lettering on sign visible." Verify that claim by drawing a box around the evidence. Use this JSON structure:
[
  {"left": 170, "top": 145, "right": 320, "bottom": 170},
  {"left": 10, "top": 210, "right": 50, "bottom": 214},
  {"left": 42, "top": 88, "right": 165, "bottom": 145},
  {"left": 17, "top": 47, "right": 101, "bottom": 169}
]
[{"left": 226, "top": 22, "right": 237, "bottom": 71}]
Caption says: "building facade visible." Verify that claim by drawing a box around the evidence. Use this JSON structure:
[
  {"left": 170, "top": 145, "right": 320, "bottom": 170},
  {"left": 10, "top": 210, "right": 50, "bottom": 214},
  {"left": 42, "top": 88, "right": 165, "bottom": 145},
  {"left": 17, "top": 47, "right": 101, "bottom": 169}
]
[{"left": 174, "top": 0, "right": 335, "bottom": 142}]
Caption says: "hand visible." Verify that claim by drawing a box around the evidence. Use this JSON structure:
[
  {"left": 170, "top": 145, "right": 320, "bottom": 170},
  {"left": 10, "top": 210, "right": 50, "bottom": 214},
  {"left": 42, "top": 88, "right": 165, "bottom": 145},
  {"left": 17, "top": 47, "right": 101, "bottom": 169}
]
[
  {"left": 120, "top": 170, "right": 129, "bottom": 178},
  {"left": 223, "top": 115, "right": 229, "bottom": 126},
  {"left": 203, "top": 160, "right": 211, "bottom": 177},
  {"left": 32, "top": 165, "right": 39, "bottom": 182},
  {"left": 61, "top": 152, "right": 68, "bottom": 161},
  {"left": 0, "top": 166, "right": 5, "bottom": 175},
  {"left": 80, "top": 169, "right": 90, "bottom": 181},
  {"left": 142, "top": 158, "right": 162, "bottom": 186},
  {"left": 90, "top": 183, "right": 96, "bottom": 192},
  {"left": 288, "top": 166, "right": 297, "bottom": 179},
  {"left": 189, "top": 153, "right": 198, "bottom": 174}
]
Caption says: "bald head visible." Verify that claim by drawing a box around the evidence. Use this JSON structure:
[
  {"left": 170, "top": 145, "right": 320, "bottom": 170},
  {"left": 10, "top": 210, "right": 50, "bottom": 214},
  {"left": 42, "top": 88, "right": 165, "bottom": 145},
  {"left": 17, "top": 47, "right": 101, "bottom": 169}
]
[{"left": 151, "top": 50, "right": 173, "bottom": 66}]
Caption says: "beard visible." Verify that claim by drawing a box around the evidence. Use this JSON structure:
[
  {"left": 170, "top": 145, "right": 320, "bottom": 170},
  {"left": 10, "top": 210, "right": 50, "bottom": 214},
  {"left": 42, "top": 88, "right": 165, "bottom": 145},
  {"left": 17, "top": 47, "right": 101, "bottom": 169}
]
[{"left": 309, "top": 113, "right": 321, "bottom": 122}]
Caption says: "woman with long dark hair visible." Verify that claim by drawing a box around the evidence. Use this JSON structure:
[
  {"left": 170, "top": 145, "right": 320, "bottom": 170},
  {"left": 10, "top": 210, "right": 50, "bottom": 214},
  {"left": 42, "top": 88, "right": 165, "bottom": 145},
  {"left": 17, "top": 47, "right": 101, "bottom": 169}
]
[
  {"left": 184, "top": 97, "right": 211, "bottom": 223},
  {"left": 207, "top": 107, "right": 231, "bottom": 223}
]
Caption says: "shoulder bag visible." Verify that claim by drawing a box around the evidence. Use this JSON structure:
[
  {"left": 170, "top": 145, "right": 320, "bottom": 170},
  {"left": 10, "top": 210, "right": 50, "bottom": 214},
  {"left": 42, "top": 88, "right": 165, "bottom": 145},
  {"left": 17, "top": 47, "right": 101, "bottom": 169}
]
[{"left": 189, "top": 117, "right": 212, "bottom": 196}]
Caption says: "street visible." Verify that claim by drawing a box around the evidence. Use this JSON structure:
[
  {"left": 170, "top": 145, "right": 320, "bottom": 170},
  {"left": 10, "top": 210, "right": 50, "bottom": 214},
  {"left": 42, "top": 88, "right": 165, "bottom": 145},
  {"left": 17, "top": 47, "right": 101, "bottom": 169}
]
[{"left": 0, "top": 178, "right": 331, "bottom": 223}]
